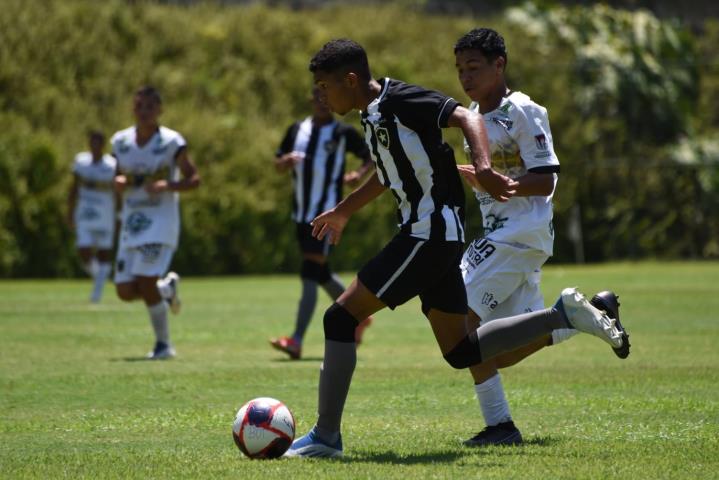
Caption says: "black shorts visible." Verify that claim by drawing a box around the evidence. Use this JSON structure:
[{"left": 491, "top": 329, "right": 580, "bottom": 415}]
[
  {"left": 358, "top": 234, "right": 467, "bottom": 314},
  {"left": 296, "top": 223, "right": 330, "bottom": 256}
]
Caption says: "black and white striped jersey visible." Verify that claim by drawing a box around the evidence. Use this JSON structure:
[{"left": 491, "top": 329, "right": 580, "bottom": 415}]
[
  {"left": 277, "top": 118, "right": 369, "bottom": 224},
  {"left": 360, "top": 78, "right": 465, "bottom": 242}
]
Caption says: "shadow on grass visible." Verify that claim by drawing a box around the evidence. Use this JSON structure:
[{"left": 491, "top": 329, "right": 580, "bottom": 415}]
[
  {"left": 271, "top": 357, "right": 323, "bottom": 362},
  {"left": 110, "top": 356, "right": 154, "bottom": 362},
  {"left": 346, "top": 436, "right": 558, "bottom": 464}
]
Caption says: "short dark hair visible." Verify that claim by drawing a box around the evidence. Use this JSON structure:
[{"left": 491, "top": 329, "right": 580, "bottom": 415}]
[
  {"left": 87, "top": 129, "right": 105, "bottom": 142},
  {"left": 454, "top": 28, "right": 507, "bottom": 65},
  {"left": 309, "top": 39, "right": 371, "bottom": 80},
  {"left": 135, "top": 85, "right": 162, "bottom": 104}
]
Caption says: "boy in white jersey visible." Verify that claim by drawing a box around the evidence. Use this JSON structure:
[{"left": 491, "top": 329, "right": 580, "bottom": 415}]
[
  {"left": 67, "top": 130, "right": 116, "bottom": 302},
  {"left": 270, "top": 87, "right": 374, "bottom": 360},
  {"left": 454, "top": 28, "right": 631, "bottom": 446},
  {"left": 112, "top": 86, "right": 200, "bottom": 360}
]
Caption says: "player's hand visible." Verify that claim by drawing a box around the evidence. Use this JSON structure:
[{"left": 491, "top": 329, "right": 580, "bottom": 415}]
[
  {"left": 343, "top": 170, "right": 362, "bottom": 187},
  {"left": 66, "top": 212, "right": 75, "bottom": 229},
  {"left": 274, "top": 152, "right": 304, "bottom": 171},
  {"left": 145, "top": 179, "right": 169, "bottom": 194},
  {"left": 474, "top": 168, "right": 518, "bottom": 202},
  {"left": 114, "top": 175, "right": 127, "bottom": 193},
  {"left": 311, "top": 207, "right": 349, "bottom": 245},
  {"left": 457, "top": 164, "right": 482, "bottom": 190}
]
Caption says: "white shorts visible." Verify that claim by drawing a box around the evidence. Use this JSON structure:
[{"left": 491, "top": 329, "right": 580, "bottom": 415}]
[
  {"left": 114, "top": 243, "right": 175, "bottom": 284},
  {"left": 461, "top": 238, "right": 548, "bottom": 321},
  {"left": 76, "top": 227, "right": 114, "bottom": 250}
]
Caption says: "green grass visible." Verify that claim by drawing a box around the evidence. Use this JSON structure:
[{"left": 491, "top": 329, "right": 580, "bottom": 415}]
[{"left": 1, "top": 262, "right": 718, "bottom": 479}]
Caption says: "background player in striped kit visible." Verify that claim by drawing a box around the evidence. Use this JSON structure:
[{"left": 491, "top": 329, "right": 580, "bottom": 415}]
[
  {"left": 454, "top": 28, "right": 631, "bottom": 446},
  {"left": 112, "top": 86, "right": 200, "bottom": 360},
  {"left": 285, "top": 39, "right": 628, "bottom": 458},
  {"left": 270, "top": 87, "right": 374, "bottom": 360},
  {"left": 67, "top": 130, "right": 117, "bottom": 303}
]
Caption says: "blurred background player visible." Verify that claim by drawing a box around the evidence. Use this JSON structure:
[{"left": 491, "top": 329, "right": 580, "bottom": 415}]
[
  {"left": 270, "top": 87, "right": 374, "bottom": 360},
  {"left": 67, "top": 130, "right": 116, "bottom": 303},
  {"left": 112, "top": 86, "right": 200, "bottom": 360},
  {"left": 454, "top": 28, "right": 630, "bottom": 446}
]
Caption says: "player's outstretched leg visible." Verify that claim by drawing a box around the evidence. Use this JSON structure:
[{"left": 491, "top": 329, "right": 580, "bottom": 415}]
[{"left": 559, "top": 288, "right": 627, "bottom": 352}]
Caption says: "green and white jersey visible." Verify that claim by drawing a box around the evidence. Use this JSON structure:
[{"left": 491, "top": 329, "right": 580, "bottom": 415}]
[
  {"left": 73, "top": 152, "right": 116, "bottom": 232},
  {"left": 464, "top": 91, "right": 559, "bottom": 255},
  {"left": 111, "top": 126, "right": 186, "bottom": 249}
]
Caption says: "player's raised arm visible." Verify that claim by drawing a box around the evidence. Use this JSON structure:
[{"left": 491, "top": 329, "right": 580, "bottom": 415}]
[
  {"left": 448, "top": 106, "right": 517, "bottom": 202},
  {"left": 311, "top": 171, "right": 386, "bottom": 245}
]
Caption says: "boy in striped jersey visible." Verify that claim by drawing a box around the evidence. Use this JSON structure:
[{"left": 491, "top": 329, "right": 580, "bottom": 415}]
[
  {"left": 270, "top": 87, "right": 374, "bottom": 359},
  {"left": 67, "top": 130, "right": 117, "bottom": 302},
  {"left": 286, "top": 39, "right": 627, "bottom": 458}
]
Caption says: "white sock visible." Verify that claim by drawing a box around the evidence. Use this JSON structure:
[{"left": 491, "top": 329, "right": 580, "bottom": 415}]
[
  {"left": 156, "top": 275, "right": 173, "bottom": 299},
  {"left": 475, "top": 373, "right": 512, "bottom": 427},
  {"left": 90, "top": 262, "right": 112, "bottom": 302},
  {"left": 551, "top": 328, "right": 579, "bottom": 345},
  {"left": 148, "top": 301, "right": 170, "bottom": 344}
]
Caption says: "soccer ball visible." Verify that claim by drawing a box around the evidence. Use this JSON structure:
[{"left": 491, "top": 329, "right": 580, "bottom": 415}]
[{"left": 232, "top": 397, "right": 295, "bottom": 459}]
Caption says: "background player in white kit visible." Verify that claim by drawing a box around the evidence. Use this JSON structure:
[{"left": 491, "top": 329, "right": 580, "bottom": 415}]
[
  {"left": 454, "top": 28, "right": 630, "bottom": 446},
  {"left": 67, "top": 130, "right": 116, "bottom": 303},
  {"left": 112, "top": 86, "right": 200, "bottom": 360}
]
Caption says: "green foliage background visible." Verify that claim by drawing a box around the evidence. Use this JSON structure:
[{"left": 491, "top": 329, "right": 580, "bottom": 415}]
[{"left": 0, "top": 0, "right": 717, "bottom": 276}]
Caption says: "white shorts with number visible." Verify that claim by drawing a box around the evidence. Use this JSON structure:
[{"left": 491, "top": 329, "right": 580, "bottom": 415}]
[
  {"left": 461, "top": 238, "right": 549, "bottom": 322},
  {"left": 114, "top": 243, "right": 175, "bottom": 284},
  {"left": 76, "top": 227, "right": 114, "bottom": 250}
]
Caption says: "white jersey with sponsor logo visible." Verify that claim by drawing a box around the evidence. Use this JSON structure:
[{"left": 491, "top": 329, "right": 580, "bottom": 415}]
[
  {"left": 73, "top": 152, "right": 117, "bottom": 232},
  {"left": 111, "top": 126, "right": 186, "bottom": 249},
  {"left": 464, "top": 91, "right": 559, "bottom": 255}
]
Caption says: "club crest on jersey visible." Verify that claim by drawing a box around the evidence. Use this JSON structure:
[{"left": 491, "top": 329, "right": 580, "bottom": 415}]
[
  {"left": 324, "top": 139, "right": 338, "bottom": 154},
  {"left": 534, "top": 134, "right": 548, "bottom": 150},
  {"left": 376, "top": 127, "right": 390, "bottom": 149},
  {"left": 125, "top": 211, "right": 153, "bottom": 236}
]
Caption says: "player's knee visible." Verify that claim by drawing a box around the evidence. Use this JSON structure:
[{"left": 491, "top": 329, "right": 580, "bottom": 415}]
[
  {"left": 323, "top": 303, "right": 358, "bottom": 343},
  {"left": 301, "top": 260, "right": 331, "bottom": 284},
  {"left": 115, "top": 283, "right": 136, "bottom": 302},
  {"left": 443, "top": 330, "right": 482, "bottom": 369}
]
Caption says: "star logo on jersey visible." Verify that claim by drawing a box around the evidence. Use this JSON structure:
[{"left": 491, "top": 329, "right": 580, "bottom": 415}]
[
  {"left": 484, "top": 214, "right": 508, "bottom": 235},
  {"left": 376, "top": 127, "right": 390, "bottom": 149},
  {"left": 125, "top": 211, "right": 153, "bottom": 236}
]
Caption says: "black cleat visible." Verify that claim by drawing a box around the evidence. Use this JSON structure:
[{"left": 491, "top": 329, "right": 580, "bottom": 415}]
[
  {"left": 590, "top": 291, "right": 630, "bottom": 359},
  {"left": 463, "top": 421, "right": 523, "bottom": 447}
]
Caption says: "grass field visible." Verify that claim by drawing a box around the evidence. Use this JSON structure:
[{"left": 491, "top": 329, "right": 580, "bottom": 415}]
[{"left": 1, "top": 262, "right": 718, "bottom": 479}]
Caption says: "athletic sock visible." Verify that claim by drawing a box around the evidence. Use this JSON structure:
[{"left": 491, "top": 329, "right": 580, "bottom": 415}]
[
  {"left": 291, "top": 279, "right": 318, "bottom": 343},
  {"left": 551, "top": 328, "right": 579, "bottom": 345},
  {"left": 90, "top": 262, "right": 111, "bottom": 302},
  {"left": 148, "top": 301, "right": 170, "bottom": 344},
  {"left": 316, "top": 339, "right": 356, "bottom": 443},
  {"left": 475, "top": 373, "right": 512, "bottom": 427},
  {"left": 321, "top": 274, "right": 345, "bottom": 300}
]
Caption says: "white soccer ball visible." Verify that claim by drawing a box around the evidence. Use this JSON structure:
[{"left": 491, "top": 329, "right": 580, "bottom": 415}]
[{"left": 232, "top": 397, "right": 295, "bottom": 459}]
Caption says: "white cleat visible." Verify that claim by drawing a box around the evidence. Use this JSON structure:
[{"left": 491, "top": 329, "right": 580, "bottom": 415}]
[
  {"left": 559, "top": 287, "right": 624, "bottom": 349},
  {"left": 147, "top": 341, "right": 176, "bottom": 360},
  {"left": 165, "top": 272, "right": 181, "bottom": 315}
]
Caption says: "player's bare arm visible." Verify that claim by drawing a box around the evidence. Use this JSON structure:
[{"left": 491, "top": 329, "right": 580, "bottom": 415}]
[
  {"left": 145, "top": 149, "right": 200, "bottom": 194},
  {"left": 458, "top": 165, "right": 554, "bottom": 197},
  {"left": 67, "top": 174, "right": 79, "bottom": 228},
  {"left": 343, "top": 153, "right": 374, "bottom": 186},
  {"left": 449, "top": 106, "right": 517, "bottom": 202},
  {"left": 311, "top": 171, "right": 386, "bottom": 244},
  {"left": 274, "top": 151, "right": 304, "bottom": 172}
]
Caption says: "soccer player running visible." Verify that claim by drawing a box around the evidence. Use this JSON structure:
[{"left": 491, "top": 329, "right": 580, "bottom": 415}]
[
  {"left": 453, "top": 28, "right": 630, "bottom": 447},
  {"left": 286, "top": 39, "right": 628, "bottom": 458},
  {"left": 270, "top": 87, "right": 374, "bottom": 360},
  {"left": 67, "top": 130, "right": 116, "bottom": 303},
  {"left": 112, "top": 86, "right": 200, "bottom": 360}
]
